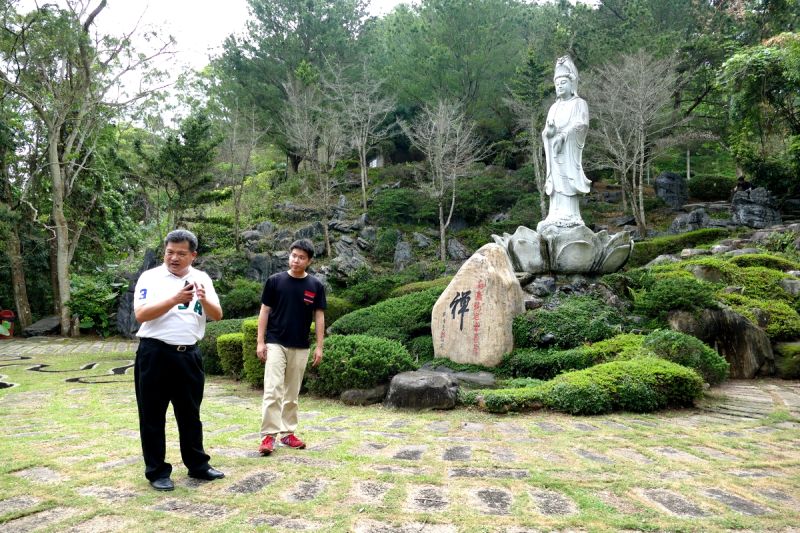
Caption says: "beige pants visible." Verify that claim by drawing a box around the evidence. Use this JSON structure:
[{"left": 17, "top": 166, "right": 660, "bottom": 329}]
[{"left": 260, "top": 343, "right": 309, "bottom": 437}]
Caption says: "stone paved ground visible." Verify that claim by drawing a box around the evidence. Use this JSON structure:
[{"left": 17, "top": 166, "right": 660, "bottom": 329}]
[{"left": 0, "top": 337, "right": 799, "bottom": 532}]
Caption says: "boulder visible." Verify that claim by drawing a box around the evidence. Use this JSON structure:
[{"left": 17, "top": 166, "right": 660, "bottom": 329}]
[
  {"left": 393, "top": 240, "right": 413, "bottom": 272},
  {"left": 731, "top": 187, "right": 781, "bottom": 229},
  {"left": 340, "top": 384, "right": 388, "bottom": 406},
  {"left": 412, "top": 232, "right": 433, "bottom": 249},
  {"left": 247, "top": 251, "right": 289, "bottom": 283},
  {"left": 330, "top": 243, "right": 370, "bottom": 279},
  {"left": 447, "top": 238, "right": 471, "bottom": 260},
  {"left": 256, "top": 221, "right": 275, "bottom": 235},
  {"left": 670, "top": 208, "right": 710, "bottom": 234},
  {"left": 654, "top": 171, "right": 688, "bottom": 209},
  {"left": 295, "top": 221, "right": 325, "bottom": 240},
  {"left": 431, "top": 243, "right": 524, "bottom": 366},
  {"left": 383, "top": 370, "right": 459, "bottom": 410},
  {"left": 116, "top": 249, "right": 160, "bottom": 339},
  {"left": 668, "top": 309, "right": 775, "bottom": 378},
  {"left": 22, "top": 315, "right": 61, "bottom": 337}
]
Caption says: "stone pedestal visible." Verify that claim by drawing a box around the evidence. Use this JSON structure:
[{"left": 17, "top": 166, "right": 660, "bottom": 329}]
[{"left": 431, "top": 244, "right": 524, "bottom": 367}]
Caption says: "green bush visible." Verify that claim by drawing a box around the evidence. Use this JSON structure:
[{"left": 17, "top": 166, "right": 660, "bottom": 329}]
[
  {"left": 330, "top": 287, "right": 444, "bottom": 343},
  {"left": 407, "top": 335, "right": 435, "bottom": 363},
  {"left": 369, "top": 188, "right": 437, "bottom": 225},
  {"left": 773, "top": 343, "right": 800, "bottom": 379},
  {"left": 325, "top": 295, "right": 355, "bottom": 327},
  {"left": 241, "top": 319, "right": 262, "bottom": 387},
  {"left": 728, "top": 253, "right": 800, "bottom": 272},
  {"left": 632, "top": 276, "right": 719, "bottom": 319},
  {"left": 718, "top": 292, "right": 800, "bottom": 340},
  {"left": 424, "top": 358, "right": 500, "bottom": 375},
  {"left": 305, "top": 334, "right": 416, "bottom": 397},
  {"left": 512, "top": 296, "right": 624, "bottom": 349},
  {"left": 68, "top": 273, "right": 121, "bottom": 337},
  {"left": 372, "top": 228, "right": 400, "bottom": 261},
  {"left": 641, "top": 329, "right": 729, "bottom": 385},
  {"left": 733, "top": 266, "right": 796, "bottom": 302},
  {"left": 199, "top": 318, "right": 245, "bottom": 375},
  {"left": 340, "top": 273, "right": 410, "bottom": 307},
  {"left": 688, "top": 175, "right": 737, "bottom": 201},
  {"left": 389, "top": 277, "right": 453, "bottom": 298},
  {"left": 455, "top": 171, "right": 526, "bottom": 224},
  {"left": 628, "top": 228, "right": 729, "bottom": 267},
  {"left": 580, "top": 334, "right": 646, "bottom": 361},
  {"left": 539, "top": 358, "right": 705, "bottom": 415},
  {"left": 459, "top": 386, "right": 546, "bottom": 413},
  {"left": 498, "top": 348, "right": 599, "bottom": 380},
  {"left": 217, "top": 332, "right": 245, "bottom": 378},
  {"left": 220, "top": 278, "right": 263, "bottom": 318}
]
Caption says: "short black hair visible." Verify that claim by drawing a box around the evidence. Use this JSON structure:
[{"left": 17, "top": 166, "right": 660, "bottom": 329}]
[
  {"left": 165, "top": 229, "right": 198, "bottom": 252},
  {"left": 290, "top": 238, "right": 314, "bottom": 260}
]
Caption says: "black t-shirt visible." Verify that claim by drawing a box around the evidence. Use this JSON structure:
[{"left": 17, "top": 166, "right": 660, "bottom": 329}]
[{"left": 261, "top": 271, "right": 327, "bottom": 348}]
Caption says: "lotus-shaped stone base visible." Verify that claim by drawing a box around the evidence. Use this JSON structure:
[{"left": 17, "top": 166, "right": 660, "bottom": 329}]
[{"left": 491, "top": 224, "right": 633, "bottom": 275}]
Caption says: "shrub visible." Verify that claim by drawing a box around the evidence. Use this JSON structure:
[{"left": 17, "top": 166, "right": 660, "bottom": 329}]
[
  {"left": 389, "top": 277, "right": 453, "bottom": 298},
  {"left": 632, "top": 276, "right": 719, "bottom": 319},
  {"left": 774, "top": 343, "right": 800, "bottom": 379},
  {"left": 407, "top": 335, "right": 435, "bottom": 363},
  {"left": 325, "top": 296, "right": 355, "bottom": 327},
  {"left": 580, "top": 334, "right": 646, "bottom": 362},
  {"left": 728, "top": 253, "right": 800, "bottom": 272},
  {"left": 372, "top": 228, "right": 400, "bottom": 261},
  {"left": 241, "top": 319, "right": 262, "bottom": 387},
  {"left": 330, "top": 287, "right": 444, "bottom": 343},
  {"left": 199, "top": 318, "right": 245, "bottom": 375},
  {"left": 305, "top": 334, "right": 416, "bottom": 397},
  {"left": 217, "top": 332, "right": 244, "bottom": 378},
  {"left": 460, "top": 386, "right": 547, "bottom": 413},
  {"left": 718, "top": 292, "right": 800, "bottom": 340},
  {"left": 220, "top": 278, "right": 263, "bottom": 318},
  {"left": 498, "top": 348, "right": 598, "bottom": 380},
  {"left": 688, "top": 175, "right": 737, "bottom": 201},
  {"left": 733, "top": 266, "right": 796, "bottom": 302},
  {"left": 340, "top": 273, "right": 410, "bottom": 307},
  {"left": 512, "top": 296, "right": 624, "bottom": 349},
  {"left": 68, "top": 273, "right": 121, "bottom": 337},
  {"left": 628, "top": 228, "right": 729, "bottom": 267},
  {"left": 455, "top": 171, "right": 525, "bottom": 224},
  {"left": 641, "top": 329, "right": 729, "bottom": 385},
  {"left": 369, "top": 188, "right": 437, "bottom": 225},
  {"left": 539, "top": 358, "right": 704, "bottom": 415}
]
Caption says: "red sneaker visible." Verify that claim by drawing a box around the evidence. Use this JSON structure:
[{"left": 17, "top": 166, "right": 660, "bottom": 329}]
[
  {"left": 259, "top": 435, "right": 275, "bottom": 455},
  {"left": 280, "top": 433, "right": 306, "bottom": 449}
]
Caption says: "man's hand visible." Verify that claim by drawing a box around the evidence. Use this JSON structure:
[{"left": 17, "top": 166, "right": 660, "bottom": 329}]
[
  {"left": 256, "top": 342, "right": 267, "bottom": 362},
  {"left": 175, "top": 282, "right": 194, "bottom": 306},
  {"left": 312, "top": 345, "right": 323, "bottom": 367}
]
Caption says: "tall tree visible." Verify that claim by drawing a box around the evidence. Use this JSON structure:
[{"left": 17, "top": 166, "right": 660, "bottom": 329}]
[
  {"left": 402, "top": 100, "right": 487, "bottom": 261},
  {"left": 0, "top": 0, "right": 171, "bottom": 334}
]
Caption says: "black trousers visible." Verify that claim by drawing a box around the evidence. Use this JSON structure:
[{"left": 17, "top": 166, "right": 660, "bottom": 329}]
[{"left": 134, "top": 337, "right": 211, "bottom": 481}]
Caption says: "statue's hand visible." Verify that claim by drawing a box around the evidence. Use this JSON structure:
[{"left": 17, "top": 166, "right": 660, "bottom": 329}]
[
  {"left": 554, "top": 134, "right": 565, "bottom": 154},
  {"left": 545, "top": 119, "right": 556, "bottom": 137}
]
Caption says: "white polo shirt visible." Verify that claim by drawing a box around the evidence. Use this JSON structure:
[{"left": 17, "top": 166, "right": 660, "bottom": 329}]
[{"left": 134, "top": 264, "right": 220, "bottom": 345}]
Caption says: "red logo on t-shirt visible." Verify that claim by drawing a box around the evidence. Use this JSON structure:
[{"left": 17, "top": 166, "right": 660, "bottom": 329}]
[{"left": 303, "top": 290, "right": 316, "bottom": 305}]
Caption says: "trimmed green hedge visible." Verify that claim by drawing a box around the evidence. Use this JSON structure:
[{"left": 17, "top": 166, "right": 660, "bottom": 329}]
[
  {"left": 498, "top": 348, "right": 599, "bottom": 380},
  {"left": 305, "top": 334, "right": 416, "bottom": 397},
  {"left": 627, "top": 228, "right": 729, "bottom": 267},
  {"left": 241, "top": 318, "right": 262, "bottom": 387},
  {"left": 632, "top": 276, "right": 719, "bottom": 318},
  {"left": 408, "top": 335, "right": 435, "bottom": 363},
  {"left": 512, "top": 296, "right": 624, "bottom": 349},
  {"left": 389, "top": 277, "right": 453, "bottom": 298},
  {"left": 688, "top": 174, "right": 737, "bottom": 201},
  {"left": 728, "top": 253, "right": 800, "bottom": 272},
  {"left": 719, "top": 292, "right": 800, "bottom": 340},
  {"left": 217, "top": 332, "right": 244, "bottom": 378},
  {"left": 539, "top": 358, "right": 705, "bottom": 415},
  {"left": 640, "top": 329, "right": 729, "bottom": 385},
  {"left": 325, "top": 296, "right": 355, "bottom": 327},
  {"left": 329, "top": 287, "right": 444, "bottom": 343},
  {"left": 199, "top": 318, "right": 245, "bottom": 375}
]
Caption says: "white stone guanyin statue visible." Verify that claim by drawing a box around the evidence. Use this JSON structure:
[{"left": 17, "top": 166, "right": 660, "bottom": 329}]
[{"left": 537, "top": 55, "right": 591, "bottom": 232}]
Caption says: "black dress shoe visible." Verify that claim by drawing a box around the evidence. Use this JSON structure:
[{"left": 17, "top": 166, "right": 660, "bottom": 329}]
[
  {"left": 188, "top": 467, "right": 225, "bottom": 481},
  {"left": 149, "top": 477, "right": 174, "bottom": 491}
]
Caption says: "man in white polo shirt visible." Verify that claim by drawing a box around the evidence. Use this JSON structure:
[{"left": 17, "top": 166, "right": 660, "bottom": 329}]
[{"left": 133, "top": 229, "right": 225, "bottom": 491}]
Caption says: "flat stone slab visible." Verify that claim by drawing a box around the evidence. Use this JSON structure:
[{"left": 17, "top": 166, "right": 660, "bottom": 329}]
[
  {"left": 351, "top": 481, "right": 392, "bottom": 504},
  {"left": 406, "top": 485, "right": 449, "bottom": 512},
  {"left": 95, "top": 456, "right": 140, "bottom": 470},
  {"left": 448, "top": 467, "right": 528, "bottom": 479},
  {"left": 637, "top": 488, "right": 709, "bottom": 517},
  {"left": 12, "top": 466, "right": 65, "bottom": 484},
  {"left": 0, "top": 495, "right": 42, "bottom": 515},
  {"left": 690, "top": 446, "right": 738, "bottom": 461},
  {"left": 609, "top": 448, "right": 653, "bottom": 464},
  {"left": 3, "top": 507, "right": 79, "bottom": 533},
  {"left": 470, "top": 487, "right": 513, "bottom": 515},
  {"left": 427, "top": 421, "right": 450, "bottom": 432},
  {"left": 65, "top": 515, "right": 134, "bottom": 532},
  {"left": 528, "top": 489, "right": 579, "bottom": 516},
  {"left": 534, "top": 422, "right": 563, "bottom": 432},
  {"left": 77, "top": 486, "right": 138, "bottom": 502},
  {"left": 371, "top": 465, "right": 428, "bottom": 476},
  {"left": 283, "top": 479, "right": 328, "bottom": 502},
  {"left": 595, "top": 491, "right": 641, "bottom": 514},
  {"left": 227, "top": 471, "right": 279, "bottom": 494},
  {"left": 651, "top": 446, "right": 704, "bottom": 462},
  {"left": 572, "top": 422, "right": 599, "bottom": 432},
  {"left": 392, "top": 445, "right": 427, "bottom": 460},
  {"left": 702, "top": 488, "right": 769, "bottom": 516},
  {"left": 352, "top": 519, "right": 457, "bottom": 533},
  {"left": 442, "top": 446, "right": 471, "bottom": 461},
  {"left": 249, "top": 515, "right": 322, "bottom": 530},
  {"left": 151, "top": 498, "right": 233, "bottom": 519},
  {"left": 574, "top": 448, "right": 614, "bottom": 464},
  {"left": 211, "top": 447, "right": 262, "bottom": 459}
]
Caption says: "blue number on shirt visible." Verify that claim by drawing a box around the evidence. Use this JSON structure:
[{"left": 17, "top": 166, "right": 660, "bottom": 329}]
[{"left": 138, "top": 288, "right": 147, "bottom": 300}]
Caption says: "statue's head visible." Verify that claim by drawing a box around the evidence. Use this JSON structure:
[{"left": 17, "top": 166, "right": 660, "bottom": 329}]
[{"left": 553, "top": 55, "right": 579, "bottom": 97}]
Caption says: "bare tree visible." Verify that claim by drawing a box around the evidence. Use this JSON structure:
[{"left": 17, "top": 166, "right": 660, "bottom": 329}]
[
  {"left": 504, "top": 96, "right": 548, "bottom": 219},
  {"left": 0, "top": 0, "right": 172, "bottom": 335},
  {"left": 323, "top": 61, "right": 396, "bottom": 212},
  {"left": 402, "top": 100, "right": 487, "bottom": 261},
  {"left": 281, "top": 77, "right": 349, "bottom": 256},
  {"left": 585, "top": 50, "right": 689, "bottom": 235}
]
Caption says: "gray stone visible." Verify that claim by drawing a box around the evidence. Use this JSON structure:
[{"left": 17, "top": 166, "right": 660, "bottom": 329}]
[
  {"left": 249, "top": 516, "right": 321, "bottom": 531},
  {"left": 3, "top": 507, "right": 79, "bottom": 533},
  {"left": 680, "top": 247, "right": 712, "bottom": 259},
  {"left": 407, "top": 486, "right": 448, "bottom": 511},
  {"left": 393, "top": 446, "right": 426, "bottom": 460},
  {"left": 446, "top": 238, "right": 471, "bottom": 260},
  {"left": 645, "top": 254, "right": 681, "bottom": 267},
  {"left": 352, "top": 519, "right": 457, "bottom": 533},
  {"left": 779, "top": 278, "right": 800, "bottom": 296},
  {"left": 151, "top": 498, "right": 232, "bottom": 519},
  {"left": 67, "top": 515, "right": 133, "bottom": 532},
  {"left": 668, "top": 308, "right": 775, "bottom": 378},
  {"left": 77, "top": 486, "right": 137, "bottom": 502},
  {"left": 284, "top": 479, "right": 328, "bottom": 502},
  {"left": 529, "top": 488, "right": 578, "bottom": 516},
  {"left": 639, "top": 489, "right": 708, "bottom": 517},
  {"left": 702, "top": 488, "right": 769, "bottom": 516},
  {"left": 256, "top": 220, "right": 275, "bottom": 234},
  {"left": 655, "top": 172, "right": 688, "bottom": 209},
  {"left": 687, "top": 263, "right": 725, "bottom": 283},
  {"left": 115, "top": 249, "right": 159, "bottom": 338},
  {"left": 393, "top": 240, "right": 413, "bottom": 272},
  {"left": 448, "top": 467, "right": 528, "bottom": 479},
  {"left": 22, "top": 315, "right": 62, "bottom": 337},
  {"left": 295, "top": 221, "right": 325, "bottom": 240},
  {"left": 359, "top": 226, "right": 377, "bottom": 242},
  {"left": 535, "top": 422, "right": 563, "bottom": 432},
  {"left": 12, "top": 466, "right": 64, "bottom": 484},
  {"left": 0, "top": 495, "right": 41, "bottom": 515},
  {"left": 412, "top": 232, "right": 432, "bottom": 248},
  {"left": 227, "top": 472, "right": 278, "bottom": 494},
  {"left": 442, "top": 446, "right": 472, "bottom": 461},
  {"left": 352, "top": 481, "right": 391, "bottom": 504},
  {"left": 247, "top": 251, "right": 289, "bottom": 283},
  {"left": 472, "top": 488, "right": 513, "bottom": 515},
  {"left": 670, "top": 208, "right": 710, "bottom": 234},
  {"left": 572, "top": 422, "right": 599, "bottom": 432},
  {"left": 575, "top": 448, "right": 613, "bottom": 464},
  {"left": 340, "top": 384, "right": 388, "bottom": 406},
  {"left": 732, "top": 187, "right": 781, "bottom": 228},
  {"left": 384, "top": 370, "right": 458, "bottom": 410},
  {"left": 330, "top": 244, "right": 370, "bottom": 280}
]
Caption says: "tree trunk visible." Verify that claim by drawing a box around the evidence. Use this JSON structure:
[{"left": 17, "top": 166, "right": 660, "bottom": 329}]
[
  {"left": 439, "top": 201, "right": 446, "bottom": 262},
  {"left": 322, "top": 214, "right": 331, "bottom": 257},
  {"left": 48, "top": 134, "right": 74, "bottom": 336},
  {"left": 5, "top": 228, "right": 33, "bottom": 328},
  {"left": 531, "top": 138, "right": 547, "bottom": 219},
  {"left": 359, "top": 147, "right": 368, "bottom": 212}
]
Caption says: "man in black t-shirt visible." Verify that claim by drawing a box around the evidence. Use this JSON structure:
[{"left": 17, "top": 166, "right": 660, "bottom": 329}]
[{"left": 256, "top": 239, "right": 326, "bottom": 455}]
